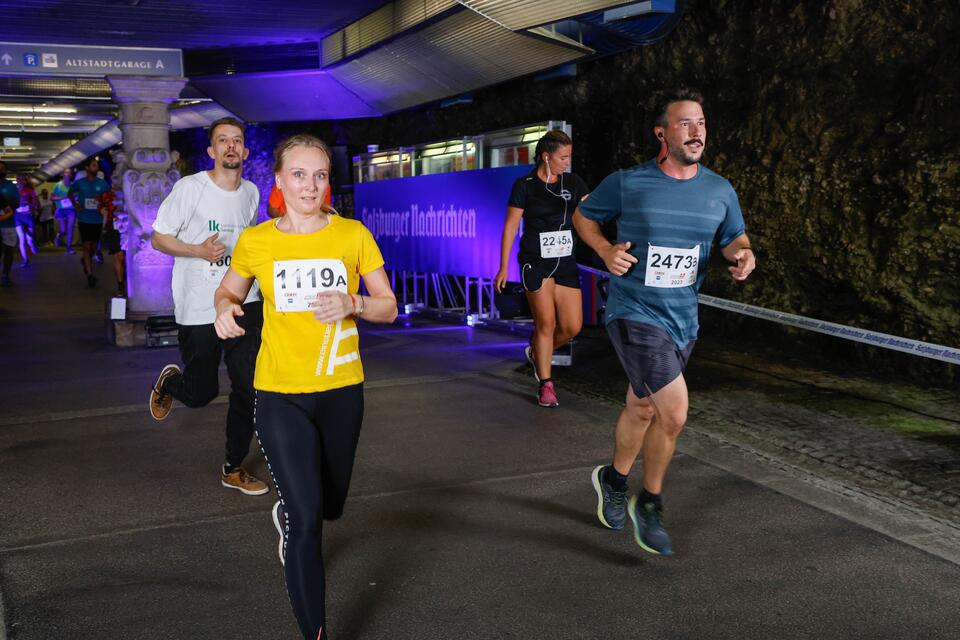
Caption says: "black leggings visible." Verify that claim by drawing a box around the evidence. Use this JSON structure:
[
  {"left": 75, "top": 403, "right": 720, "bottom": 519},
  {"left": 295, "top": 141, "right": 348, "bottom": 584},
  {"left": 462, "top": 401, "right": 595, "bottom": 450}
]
[
  {"left": 162, "top": 301, "right": 263, "bottom": 468},
  {"left": 255, "top": 384, "right": 365, "bottom": 640}
]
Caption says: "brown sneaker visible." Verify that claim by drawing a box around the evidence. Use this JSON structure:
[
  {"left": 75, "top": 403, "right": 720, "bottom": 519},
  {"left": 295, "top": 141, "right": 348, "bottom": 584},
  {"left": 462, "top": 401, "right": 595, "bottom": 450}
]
[
  {"left": 149, "top": 364, "right": 181, "bottom": 421},
  {"left": 221, "top": 467, "right": 269, "bottom": 496}
]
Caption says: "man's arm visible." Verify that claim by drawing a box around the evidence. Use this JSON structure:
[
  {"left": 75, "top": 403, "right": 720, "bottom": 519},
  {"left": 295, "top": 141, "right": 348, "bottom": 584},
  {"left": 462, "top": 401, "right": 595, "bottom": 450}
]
[
  {"left": 66, "top": 185, "right": 81, "bottom": 210},
  {"left": 573, "top": 209, "right": 638, "bottom": 276},
  {"left": 0, "top": 204, "right": 13, "bottom": 223},
  {"left": 721, "top": 233, "right": 755, "bottom": 281},
  {"left": 151, "top": 230, "right": 225, "bottom": 262}
]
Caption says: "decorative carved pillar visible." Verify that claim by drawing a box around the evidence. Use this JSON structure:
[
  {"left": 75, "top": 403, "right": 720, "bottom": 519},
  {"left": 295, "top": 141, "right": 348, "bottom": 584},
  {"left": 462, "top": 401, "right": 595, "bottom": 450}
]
[{"left": 107, "top": 75, "right": 187, "bottom": 321}]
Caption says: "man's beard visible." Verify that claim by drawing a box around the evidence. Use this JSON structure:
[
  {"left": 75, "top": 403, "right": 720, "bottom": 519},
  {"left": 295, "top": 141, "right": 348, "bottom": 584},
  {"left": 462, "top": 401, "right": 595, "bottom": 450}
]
[
  {"left": 668, "top": 139, "right": 703, "bottom": 166},
  {"left": 222, "top": 159, "right": 242, "bottom": 170}
]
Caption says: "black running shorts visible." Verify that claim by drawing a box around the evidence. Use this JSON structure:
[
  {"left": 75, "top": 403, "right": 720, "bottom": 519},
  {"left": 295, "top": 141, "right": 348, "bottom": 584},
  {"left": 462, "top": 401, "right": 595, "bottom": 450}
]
[
  {"left": 606, "top": 319, "right": 695, "bottom": 398},
  {"left": 103, "top": 228, "right": 122, "bottom": 254},
  {"left": 519, "top": 255, "right": 580, "bottom": 292},
  {"left": 78, "top": 222, "right": 102, "bottom": 243}
]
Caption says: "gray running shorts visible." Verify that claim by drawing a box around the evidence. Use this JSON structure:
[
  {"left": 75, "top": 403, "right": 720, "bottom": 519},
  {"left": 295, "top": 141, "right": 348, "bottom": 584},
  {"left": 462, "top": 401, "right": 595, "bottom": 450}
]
[{"left": 606, "top": 319, "right": 695, "bottom": 398}]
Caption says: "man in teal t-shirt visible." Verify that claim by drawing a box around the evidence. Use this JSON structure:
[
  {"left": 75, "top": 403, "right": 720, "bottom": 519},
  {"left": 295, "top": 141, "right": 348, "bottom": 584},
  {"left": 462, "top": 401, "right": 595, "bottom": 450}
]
[
  {"left": 0, "top": 161, "right": 20, "bottom": 286},
  {"left": 574, "top": 88, "right": 756, "bottom": 556},
  {"left": 69, "top": 157, "right": 110, "bottom": 288}
]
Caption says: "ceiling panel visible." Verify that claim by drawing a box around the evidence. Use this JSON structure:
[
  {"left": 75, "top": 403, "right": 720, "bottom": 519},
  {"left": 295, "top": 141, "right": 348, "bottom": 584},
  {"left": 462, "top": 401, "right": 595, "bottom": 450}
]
[
  {"left": 0, "top": 0, "right": 393, "bottom": 49},
  {"left": 190, "top": 71, "right": 380, "bottom": 122}
]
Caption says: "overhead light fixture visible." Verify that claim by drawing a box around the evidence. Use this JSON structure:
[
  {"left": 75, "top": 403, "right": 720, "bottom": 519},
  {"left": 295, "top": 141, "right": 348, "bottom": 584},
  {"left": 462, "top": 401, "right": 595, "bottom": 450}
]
[
  {"left": 9, "top": 114, "right": 110, "bottom": 123},
  {"left": 0, "top": 121, "right": 60, "bottom": 128},
  {"left": 0, "top": 105, "right": 78, "bottom": 115}
]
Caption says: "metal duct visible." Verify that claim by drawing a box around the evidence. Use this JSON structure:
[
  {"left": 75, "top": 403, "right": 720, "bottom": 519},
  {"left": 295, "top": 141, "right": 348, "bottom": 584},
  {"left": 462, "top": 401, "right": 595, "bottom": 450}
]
[
  {"left": 322, "top": 0, "right": 458, "bottom": 66},
  {"left": 328, "top": 8, "right": 591, "bottom": 114},
  {"left": 455, "top": 0, "right": 637, "bottom": 30},
  {"left": 34, "top": 102, "right": 235, "bottom": 181}
]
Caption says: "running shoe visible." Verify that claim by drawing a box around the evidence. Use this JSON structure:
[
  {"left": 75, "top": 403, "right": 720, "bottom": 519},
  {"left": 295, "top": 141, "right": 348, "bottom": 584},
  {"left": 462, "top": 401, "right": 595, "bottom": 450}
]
[
  {"left": 272, "top": 500, "right": 286, "bottom": 566},
  {"left": 524, "top": 344, "right": 540, "bottom": 383},
  {"left": 149, "top": 363, "right": 181, "bottom": 421},
  {"left": 537, "top": 380, "right": 559, "bottom": 407},
  {"left": 221, "top": 466, "right": 269, "bottom": 496},
  {"left": 628, "top": 495, "right": 673, "bottom": 556},
  {"left": 591, "top": 465, "right": 626, "bottom": 530}
]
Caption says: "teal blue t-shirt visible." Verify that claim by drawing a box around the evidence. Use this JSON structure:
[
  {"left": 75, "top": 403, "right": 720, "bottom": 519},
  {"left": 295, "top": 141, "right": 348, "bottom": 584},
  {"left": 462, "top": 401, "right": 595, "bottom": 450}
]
[
  {"left": 577, "top": 159, "right": 746, "bottom": 348},
  {"left": 0, "top": 180, "right": 18, "bottom": 229},
  {"left": 52, "top": 181, "right": 74, "bottom": 211},
  {"left": 69, "top": 177, "right": 110, "bottom": 224}
]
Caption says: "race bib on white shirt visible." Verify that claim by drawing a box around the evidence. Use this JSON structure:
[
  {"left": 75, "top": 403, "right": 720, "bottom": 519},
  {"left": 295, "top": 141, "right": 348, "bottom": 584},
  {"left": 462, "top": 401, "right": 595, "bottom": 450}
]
[
  {"left": 644, "top": 243, "right": 700, "bottom": 288},
  {"left": 84, "top": 197, "right": 98, "bottom": 211},
  {"left": 203, "top": 255, "right": 231, "bottom": 282},
  {"left": 273, "top": 259, "right": 348, "bottom": 312},
  {"left": 540, "top": 230, "right": 573, "bottom": 258}
]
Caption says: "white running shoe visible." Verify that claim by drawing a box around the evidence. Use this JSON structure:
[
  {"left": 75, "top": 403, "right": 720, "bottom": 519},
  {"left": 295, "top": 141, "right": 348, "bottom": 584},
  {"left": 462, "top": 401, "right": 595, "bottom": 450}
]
[{"left": 272, "top": 500, "right": 285, "bottom": 566}]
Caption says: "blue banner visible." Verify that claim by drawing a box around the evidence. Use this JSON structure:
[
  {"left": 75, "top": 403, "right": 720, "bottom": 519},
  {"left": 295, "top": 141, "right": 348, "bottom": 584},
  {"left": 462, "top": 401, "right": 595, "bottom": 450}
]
[{"left": 356, "top": 165, "right": 533, "bottom": 280}]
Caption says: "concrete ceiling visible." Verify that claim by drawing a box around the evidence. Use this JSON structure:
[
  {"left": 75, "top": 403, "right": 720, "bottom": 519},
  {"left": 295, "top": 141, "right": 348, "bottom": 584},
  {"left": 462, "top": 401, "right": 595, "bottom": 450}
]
[
  {"left": 0, "top": 0, "right": 682, "bottom": 176},
  {"left": 0, "top": 0, "right": 394, "bottom": 49},
  {"left": 0, "top": 0, "right": 394, "bottom": 174}
]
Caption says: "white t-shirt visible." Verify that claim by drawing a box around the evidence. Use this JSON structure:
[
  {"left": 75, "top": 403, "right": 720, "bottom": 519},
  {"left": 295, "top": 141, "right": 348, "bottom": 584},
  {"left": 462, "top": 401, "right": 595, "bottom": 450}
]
[
  {"left": 153, "top": 171, "right": 260, "bottom": 325},
  {"left": 38, "top": 195, "right": 54, "bottom": 221}
]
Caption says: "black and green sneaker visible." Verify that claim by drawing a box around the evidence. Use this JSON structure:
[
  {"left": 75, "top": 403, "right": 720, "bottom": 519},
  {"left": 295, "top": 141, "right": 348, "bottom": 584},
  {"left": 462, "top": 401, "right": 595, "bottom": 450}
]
[
  {"left": 591, "top": 465, "right": 626, "bottom": 530},
  {"left": 628, "top": 495, "right": 673, "bottom": 556}
]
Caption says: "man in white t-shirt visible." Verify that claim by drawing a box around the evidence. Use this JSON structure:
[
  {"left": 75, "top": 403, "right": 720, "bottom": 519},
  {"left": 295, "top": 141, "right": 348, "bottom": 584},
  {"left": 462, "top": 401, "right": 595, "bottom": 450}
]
[{"left": 148, "top": 116, "right": 268, "bottom": 497}]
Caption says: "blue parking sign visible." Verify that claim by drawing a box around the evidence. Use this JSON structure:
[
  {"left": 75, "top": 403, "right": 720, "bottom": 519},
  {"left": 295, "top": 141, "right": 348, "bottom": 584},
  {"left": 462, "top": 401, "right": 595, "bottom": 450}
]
[{"left": 23, "top": 53, "right": 39, "bottom": 67}]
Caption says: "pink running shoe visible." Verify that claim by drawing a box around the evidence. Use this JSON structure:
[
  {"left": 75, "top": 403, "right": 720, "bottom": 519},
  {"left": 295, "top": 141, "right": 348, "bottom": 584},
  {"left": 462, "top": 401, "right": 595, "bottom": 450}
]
[{"left": 537, "top": 380, "right": 559, "bottom": 407}]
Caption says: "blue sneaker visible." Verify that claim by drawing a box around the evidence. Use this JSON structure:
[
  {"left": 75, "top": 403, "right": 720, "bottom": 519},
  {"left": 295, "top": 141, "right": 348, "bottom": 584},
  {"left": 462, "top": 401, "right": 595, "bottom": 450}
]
[
  {"left": 591, "top": 465, "right": 626, "bottom": 530},
  {"left": 628, "top": 495, "right": 673, "bottom": 556}
]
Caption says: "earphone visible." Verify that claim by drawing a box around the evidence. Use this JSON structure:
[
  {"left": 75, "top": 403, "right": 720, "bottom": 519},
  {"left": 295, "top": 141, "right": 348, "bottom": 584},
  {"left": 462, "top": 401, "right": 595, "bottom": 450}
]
[{"left": 542, "top": 152, "right": 569, "bottom": 231}]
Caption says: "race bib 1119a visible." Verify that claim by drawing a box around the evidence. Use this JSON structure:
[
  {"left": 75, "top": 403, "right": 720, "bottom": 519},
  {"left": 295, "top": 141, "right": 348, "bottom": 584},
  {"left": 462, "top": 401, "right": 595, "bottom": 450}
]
[{"left": 273, "top": 259, "right": 348, "bottom": 312}]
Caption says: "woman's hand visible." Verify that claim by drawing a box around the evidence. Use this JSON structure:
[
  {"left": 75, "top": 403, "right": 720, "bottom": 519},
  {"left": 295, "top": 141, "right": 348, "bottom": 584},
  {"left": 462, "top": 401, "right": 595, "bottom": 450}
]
[
  {"left": 494, "top": 268, "right": 508, "bottom": 293},
  {"left": 312, "top": 291, "right": 354, "bottom": 324},
  {"left": 215, "top": 303, "right": 245, "bottom": 339}
]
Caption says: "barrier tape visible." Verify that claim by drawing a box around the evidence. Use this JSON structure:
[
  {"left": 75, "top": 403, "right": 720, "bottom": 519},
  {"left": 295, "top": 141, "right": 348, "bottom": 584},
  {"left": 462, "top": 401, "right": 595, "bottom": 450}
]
[{"left": 577, "top": 265, "right": 960, "bottom": 365}]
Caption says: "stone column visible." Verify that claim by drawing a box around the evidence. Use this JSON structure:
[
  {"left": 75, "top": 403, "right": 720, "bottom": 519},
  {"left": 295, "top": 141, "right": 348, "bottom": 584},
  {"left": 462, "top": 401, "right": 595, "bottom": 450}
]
[{"left": 106, "top": 75, "right": 187, "bottom": 324}]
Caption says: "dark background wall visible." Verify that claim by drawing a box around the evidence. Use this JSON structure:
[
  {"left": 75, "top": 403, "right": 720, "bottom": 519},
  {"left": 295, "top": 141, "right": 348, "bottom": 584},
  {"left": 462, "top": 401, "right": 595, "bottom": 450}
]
[{"left": 172, "top": 0, "right": 959, "bottom": 385}]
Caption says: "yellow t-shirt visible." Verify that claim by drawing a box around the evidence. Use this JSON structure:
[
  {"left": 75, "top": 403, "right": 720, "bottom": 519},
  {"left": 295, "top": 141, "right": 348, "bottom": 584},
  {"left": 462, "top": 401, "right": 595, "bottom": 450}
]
[{"left": 231, "top": 215, "right": 385, "bottom": 393}]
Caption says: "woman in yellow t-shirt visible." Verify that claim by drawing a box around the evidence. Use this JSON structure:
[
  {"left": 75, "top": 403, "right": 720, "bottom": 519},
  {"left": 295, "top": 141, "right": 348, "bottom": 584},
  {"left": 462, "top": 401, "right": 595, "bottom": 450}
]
[{"left": 213, "top": 134, "right": 397, "bottom": 640}]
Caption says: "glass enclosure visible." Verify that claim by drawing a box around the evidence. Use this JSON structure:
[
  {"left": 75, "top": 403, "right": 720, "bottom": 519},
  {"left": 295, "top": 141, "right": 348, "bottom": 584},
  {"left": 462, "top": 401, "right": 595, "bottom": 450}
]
[{"left": 353, "top": 120, "right": 571, "bottom": 183}]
